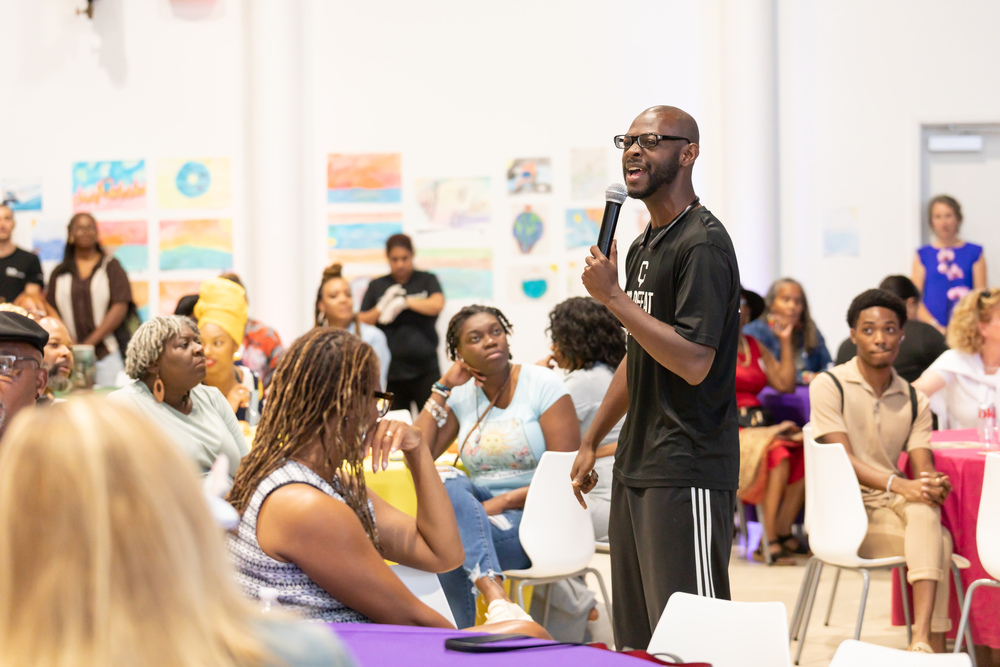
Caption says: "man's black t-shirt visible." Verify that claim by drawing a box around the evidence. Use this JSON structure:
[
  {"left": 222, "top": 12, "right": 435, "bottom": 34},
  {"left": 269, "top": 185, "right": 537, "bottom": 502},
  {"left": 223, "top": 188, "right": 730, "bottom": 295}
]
[
  {"left": 361, "top": 270, "right": 443, "bottom": 381},
  {"left": 0, "top": 248, "right": 44, "bottom": 303},
  {"left": 835, "top": 319, "right": 948, "bottom": 383},
  {"left": 616, "top": 207, "right": 741, "bottom": 491}
]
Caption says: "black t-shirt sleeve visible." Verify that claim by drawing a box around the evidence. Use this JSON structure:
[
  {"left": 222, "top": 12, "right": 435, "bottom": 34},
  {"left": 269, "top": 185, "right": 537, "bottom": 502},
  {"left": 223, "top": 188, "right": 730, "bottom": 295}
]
[
  {"left": 361, "top": 276, "right": 387, "bottom": 311},
  {"left": 26, "top": 252, "right": 43, "bottom": 288},
  {"left": 423, "top": 271, "right": 443, "bottom": 296},
  {"left": 672, "top": 243, "right": 733, "bottom": 350}
]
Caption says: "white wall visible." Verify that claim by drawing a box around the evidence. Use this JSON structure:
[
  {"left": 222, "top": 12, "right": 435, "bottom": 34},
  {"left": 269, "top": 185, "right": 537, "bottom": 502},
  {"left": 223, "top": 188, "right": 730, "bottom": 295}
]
[{"left": 777, "top": 0, "right": 1000, "bottom": 352}]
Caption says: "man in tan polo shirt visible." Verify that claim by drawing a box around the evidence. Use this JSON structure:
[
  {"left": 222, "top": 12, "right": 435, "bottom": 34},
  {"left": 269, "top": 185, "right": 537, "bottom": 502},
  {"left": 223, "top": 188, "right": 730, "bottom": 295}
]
[{"left": 810, "top": 289, "right": 952, "bottom": 654}]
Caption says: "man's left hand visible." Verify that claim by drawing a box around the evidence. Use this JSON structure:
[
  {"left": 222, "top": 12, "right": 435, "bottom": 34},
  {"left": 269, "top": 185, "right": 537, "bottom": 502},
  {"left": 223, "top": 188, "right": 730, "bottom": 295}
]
[
  {"left": 919, "top": 471, "right": 951, "bottom": 506},
  {"left": 582, "top": 240, "right": 621, "bottom": 305}
]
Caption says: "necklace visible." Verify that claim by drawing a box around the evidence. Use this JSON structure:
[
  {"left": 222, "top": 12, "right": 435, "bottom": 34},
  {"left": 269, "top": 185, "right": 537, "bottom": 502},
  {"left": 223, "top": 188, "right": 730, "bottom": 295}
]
[{"left": 473, "top": 366, "right": 513, "bottom": 444}]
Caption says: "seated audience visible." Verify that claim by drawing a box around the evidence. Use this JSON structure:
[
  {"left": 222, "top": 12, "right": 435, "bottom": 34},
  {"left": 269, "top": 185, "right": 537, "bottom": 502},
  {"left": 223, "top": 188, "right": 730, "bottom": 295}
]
[
  {"left": 911, "top": 195, "right": 986, "bottom": 333},
  {"left": 836, "top": 275, "right": 948, "bottom": 382},
  {"left": 0, "top": 311, "right": 48, "bottom": 436},
  {"left": 37, "top": 315, "right": 74, "bottom": 396},
  {"left": 194, "top": 278, "right": 262, "bottom": 425},
  {"left": 111, "top": 316, "right": 247, "bottom": 480},
  {"left": 811, "top": 289, "right": 953, "bottom": 654},
  {"left": 426, "top": 306, "right": 581, "bottom": 631},
  {"left": 913, "top": 287, "right": 1000, "bottom": 429},
  {"left": 315, "top": 263, "right": 391, "bottom": 390},
  {"left": 734, "top": 287, "right": 803, "bottom": 565},
  {"left": 0, "top": 397, "right": 353, "bottom": 666},
  {"left": 219, "top": 272, "right": 286, "bottom": 390},
  {"left": 743, "top": 277, "right": 831, "bottom": 384},
  {"left": 0, "top": 203, "right": 44, "bottom": 305},
  {"left": 46, "top": 212, "right": 132, "bottom": 387},
  {"left": 227, "top": 327, "right": 548, "bottom": 637}
]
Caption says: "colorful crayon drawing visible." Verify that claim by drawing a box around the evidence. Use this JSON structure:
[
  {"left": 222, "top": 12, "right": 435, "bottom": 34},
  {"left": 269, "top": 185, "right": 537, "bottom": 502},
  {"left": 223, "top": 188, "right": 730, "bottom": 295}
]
[
  {"left": 1, "top": 178, "right": 42, "bottom": 211},
  {"left": 565, "top": 208, "right": 603, "bottom": 249},
  {"left": 506, "top": 157, "right": 553, "bottom": 195},
  {"left": 327, "top": 212, "right": 404, "bottom": 264},
  {"left": 419, "top": 247, "right": 492, "bottom": 300},
  {"left": 159, "top": 219, "right": 233, "bottom": 271},
  {"left": 158, "top": 280, "right": 203, "bottom": 317},
  {"left": 327, "top": 153, "right": 402, "bottom": 204},
  {"left": 157, "top": 158, "right": 232, "bottom": 209},
  {"left": 509, "top": 263, "right": 558, "bottom": 303},
  {"left": 72, "top": 161, "right": 146, "bottom": 212},
  {"left": 97, "top": 220, "right": 148, "bottom": 272},
  {"left": 566, "top": 260, "right": 589, "bottom": 298},
  {"left": 570, "top": 148, "right": 610, "bottom": 201},
  {"left": 415, "top": 178, "right": 490, "bottom": 231},
  {"left": 32, "top": 219, "right": 67, "bottom": 262},
  {"left": 511, "top": 204, "right": 548, "bottom": 255},
  {"left": 131, "top": 281, "right": 150, "bottom": 322}
]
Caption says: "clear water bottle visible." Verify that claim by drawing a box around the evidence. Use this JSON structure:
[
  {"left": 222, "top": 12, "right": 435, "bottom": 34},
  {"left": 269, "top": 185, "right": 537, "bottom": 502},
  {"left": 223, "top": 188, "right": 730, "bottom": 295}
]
[
  {"left": 977, "top": 401, "right": 998, "bottom": 448},
  {"left": 259, "top": 587, "right": 280, "bottom": 614}
]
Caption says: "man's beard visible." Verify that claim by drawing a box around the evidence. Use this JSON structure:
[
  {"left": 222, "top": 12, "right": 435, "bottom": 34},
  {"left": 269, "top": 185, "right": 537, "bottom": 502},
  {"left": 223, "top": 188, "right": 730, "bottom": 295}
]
[
  {"left": 46, "top": 364, "right": 73, "bottom": 394},
  {"left": 624, "top": 153, "right": 681, "bottom": 200}
]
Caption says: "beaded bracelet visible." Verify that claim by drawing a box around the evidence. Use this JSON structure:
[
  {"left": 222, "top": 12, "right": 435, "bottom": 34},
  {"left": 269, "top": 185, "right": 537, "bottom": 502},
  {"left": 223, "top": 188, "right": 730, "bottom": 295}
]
[
  {"left": 431, "top": 382, "right": 452, "bottom": 398},
  {"left": 424, "top": 399, "right": 448, "bottom": 428}
]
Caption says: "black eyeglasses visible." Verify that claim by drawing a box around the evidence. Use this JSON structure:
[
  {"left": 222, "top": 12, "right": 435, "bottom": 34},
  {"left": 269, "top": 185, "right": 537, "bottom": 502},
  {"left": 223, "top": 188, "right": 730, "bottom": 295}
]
[
  {"left": 0, "top": 355, "right": 39, "bottom": 378},
  {"left": 614, "top": 134, "right": 692, "bottom": 150},
  {"left": 374, "top": 391, "right": 394, "bottom": 418}
]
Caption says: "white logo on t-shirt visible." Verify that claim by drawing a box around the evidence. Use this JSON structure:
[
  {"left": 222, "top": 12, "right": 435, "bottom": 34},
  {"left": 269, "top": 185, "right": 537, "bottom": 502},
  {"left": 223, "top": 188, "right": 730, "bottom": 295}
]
[{"left": 637, "top": 261, "right": 649, "bottom": 287}]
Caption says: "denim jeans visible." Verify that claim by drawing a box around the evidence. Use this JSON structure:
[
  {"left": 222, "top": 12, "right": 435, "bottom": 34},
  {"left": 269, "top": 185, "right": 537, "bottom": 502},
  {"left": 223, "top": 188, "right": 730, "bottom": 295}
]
[{"left": 437, "top": 471, "right": 531, "bottom": 628}]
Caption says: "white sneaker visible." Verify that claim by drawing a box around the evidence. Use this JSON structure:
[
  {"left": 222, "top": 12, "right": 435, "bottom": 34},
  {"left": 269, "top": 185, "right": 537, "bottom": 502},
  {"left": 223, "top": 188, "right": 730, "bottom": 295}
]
[{"left": 484, "top": 599, "right": 533, "bottom": 624}]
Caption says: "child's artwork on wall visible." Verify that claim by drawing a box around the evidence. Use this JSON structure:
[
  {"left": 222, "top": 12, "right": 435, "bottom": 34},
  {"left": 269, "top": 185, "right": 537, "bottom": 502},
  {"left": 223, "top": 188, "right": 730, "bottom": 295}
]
[
  {"left": 509, "top": 263, "right": 558, "bottom": 303},
  {"left": 72, "top": 161, "right": 147, "bottom": 211},
  {"left": 510, "top": 203, "right": 548, "bottom": 255},
  {"left": 507, "top": 157, "right": 553, "bottom": 195},
  {"left": 419, "top": 247, "right": 493, "bottom": 300},
  {"left": 158, "top": 280, "right": 203, "bottom": 316},
  {"left": 327, "top": 153, "right": 402, "bottom": 204},
  {"left": 415, "top": 177, "right": 491, "bottom": 232},
  {"left": 159, "top": 219, "right": 233, "bottom": 271},
  {"left": 157, "top": 158, "right": 232, "bottom": 209},
  {"left": 570, "top": 148, "right": 610, "bottom": 201},
  {"left": 1, "top": 178, "right": 42, "bottom": 211},
  {"left": 327, "top": 212, "right": 404, "bottom": 264},
  {"left": 97, "top": 220, "right": 148, "bottom": 272},
  {"left": 565, "top": 208, "right": 602, "bottom": 249}
]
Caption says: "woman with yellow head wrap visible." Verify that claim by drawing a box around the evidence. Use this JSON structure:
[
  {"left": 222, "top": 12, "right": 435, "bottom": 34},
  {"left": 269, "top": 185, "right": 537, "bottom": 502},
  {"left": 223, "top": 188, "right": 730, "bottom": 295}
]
[{"left": 194, "top": 278, "right": 261, "bottom": 425}]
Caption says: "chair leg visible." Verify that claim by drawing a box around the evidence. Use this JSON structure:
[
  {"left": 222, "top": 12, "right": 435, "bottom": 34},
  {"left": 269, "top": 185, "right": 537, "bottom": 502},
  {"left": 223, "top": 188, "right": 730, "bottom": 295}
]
[
  {"left": 736, "top": 500, "right": 749, "bottom": 557},
  {"left": 823, "top": 567, "right": 841, "bottom": 626},
  {"left": 898, "top": 566, "right": 912, "bottom": 646},
  {"left": 794, "top": 559, "right": 823, "bottom": 665},
  {"left": 790, "top": 557, "right": 819, "bottom": 641},
  {"left": 955, "top": 580, "right": 1000, "bottom": 655},
  {"left": 757, "top": 504, "right": 772, "bottom": 565},
  {"left": 511, "top": 580, "right": 525, "bottom": 610},
  {"left": 951, "top": 564, "right": 978, "bottom": 667},
  {"left": 854, "top": 569, "right": 871, "bottom": 641},
  {"left": 583, "top": 567, "right": 614, "bottom": 630},
  {"left": 541, "top": 583, "right": 552, "bottom": 627}
]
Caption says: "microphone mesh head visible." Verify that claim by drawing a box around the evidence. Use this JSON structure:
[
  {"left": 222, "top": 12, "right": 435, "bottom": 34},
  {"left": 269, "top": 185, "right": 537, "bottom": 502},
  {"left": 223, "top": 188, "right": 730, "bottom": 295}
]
[{"left": 605, "top": 183, "right": 628, "bottom": 204}]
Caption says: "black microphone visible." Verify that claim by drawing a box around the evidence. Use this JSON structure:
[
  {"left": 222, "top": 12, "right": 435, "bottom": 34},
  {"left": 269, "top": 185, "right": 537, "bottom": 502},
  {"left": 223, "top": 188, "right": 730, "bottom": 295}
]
[{"left": 597, "top": 183, "right": 628, "bottom": 257}]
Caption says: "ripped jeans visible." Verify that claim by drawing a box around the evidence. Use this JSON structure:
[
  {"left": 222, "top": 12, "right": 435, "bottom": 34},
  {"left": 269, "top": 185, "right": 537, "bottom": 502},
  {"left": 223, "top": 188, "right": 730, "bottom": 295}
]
[{"left": 437, "top": 471, "right": 531, "bottom": 628}]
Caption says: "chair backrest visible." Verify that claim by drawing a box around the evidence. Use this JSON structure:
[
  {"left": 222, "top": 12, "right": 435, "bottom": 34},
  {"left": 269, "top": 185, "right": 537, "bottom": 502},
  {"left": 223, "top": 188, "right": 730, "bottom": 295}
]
[
  {"left": 389, "top": 564, "right": 457, "bottom": 627},
  {"left": 804, "top": 436, "right": 871, "bottom": 566},
  {"left": 517, "top": 450, "right": 595, "bottom": 577},
  {"left": 647, "top": 592, "right": 791, "bottom": 667},
  {"left": 978, "top": 453, "right": 1000, "bottom": 580},
  {"left": 830, "top": 639, "right": 972, "bottom": 666},
  {"left": 801, "top": 424, "right": 814, "bottom": 532}
]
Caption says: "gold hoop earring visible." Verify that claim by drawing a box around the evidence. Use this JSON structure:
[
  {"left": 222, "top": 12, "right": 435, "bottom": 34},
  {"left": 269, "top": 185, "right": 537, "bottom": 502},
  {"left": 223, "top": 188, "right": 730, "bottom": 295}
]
[{"left": 153, "top": 377, "right": 165, "bottom": 403}]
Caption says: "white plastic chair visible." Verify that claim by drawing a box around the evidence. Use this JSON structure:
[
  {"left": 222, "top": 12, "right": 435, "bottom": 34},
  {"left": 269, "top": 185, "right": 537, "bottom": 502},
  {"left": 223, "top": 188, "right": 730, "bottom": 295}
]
[
  {"left": 503, "top": 450, "right": 612, "bottom": 628},
  {"left": 954, "top": 452, "right": 1000, "bottom": 655},
  {"left": 833, "top": 639, "right": 972, "bottom": 666},
  {"left": 390, "top": 563, "right": 457, "bottom": 627},
  {"left": 647, "top": 592, "right": 792, "bottom": 667},
  {"left": 789, "top": 436, "right": 912, "bottom": 665}
]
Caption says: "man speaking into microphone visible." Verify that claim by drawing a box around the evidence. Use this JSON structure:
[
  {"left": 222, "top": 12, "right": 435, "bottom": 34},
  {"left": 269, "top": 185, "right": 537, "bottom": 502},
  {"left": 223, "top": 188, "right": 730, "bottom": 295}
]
[{"left": 571, "top": 106, "right": 741, "bottom": 650}]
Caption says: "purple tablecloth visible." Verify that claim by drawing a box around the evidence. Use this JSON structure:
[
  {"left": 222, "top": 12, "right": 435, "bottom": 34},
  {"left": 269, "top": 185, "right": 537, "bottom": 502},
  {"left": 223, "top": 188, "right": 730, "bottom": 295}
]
[
  {"left": 758, "top": 385, "right": 811, "bottom": 426},
  {"left": 329, "top": 624, "right": 646, "bottom": 666}
]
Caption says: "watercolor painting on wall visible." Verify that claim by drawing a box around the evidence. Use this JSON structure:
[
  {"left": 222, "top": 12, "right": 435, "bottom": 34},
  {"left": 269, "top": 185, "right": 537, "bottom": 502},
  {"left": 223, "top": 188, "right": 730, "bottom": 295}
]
[
  {"left": 419, "top": 247, "right": 493, "bottom": 300},
  {"left": 509, "top": 263, "right": 558, "bottom": 303},
  {"left": 72, "top": 161, "right": 147, "bottom": 212},
  {"left": 159, "top": 219, "right": 233, "bottom": 271},
  {"left": 131, "top": 280, "right": 150, "bottom": 322},
  {"left": 510, "top": 203, "right": 548, "bottom": 255},
  {"left": 157, "top": 158, "right": 232, "bottom": 209},
  {"left": 415, "top": 177, "right": 491, "bottom": 232},
  {"left": 327, "top": 153, "right": 402, "bottom": 204},
  {"left": 32, "top": 219, "right": 67, "bottom": 263},
  {"left": 565, "top": 208, "right": 602, "bottom": 249},
  {"left": 97, "top": 220, "right": 148, "bottom": 272},
  {"left": 570, "top": 148, "right": 610, "bottom": 201},
  {"left": 507, "top": 157, "right": 553, "bottom": 195},
  {"left": 158, "top": 280, "right": 203, "bottom": 317},
  {"left": 1, "top": 178, "right": 42, "bottom": 211},
  {"left": 327, "top": 212, "right": 404, "bottom": 264}
]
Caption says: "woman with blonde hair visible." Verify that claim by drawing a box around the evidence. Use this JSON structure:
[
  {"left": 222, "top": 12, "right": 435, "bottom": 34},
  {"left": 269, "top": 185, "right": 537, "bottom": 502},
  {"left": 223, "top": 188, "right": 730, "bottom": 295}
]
[
  {"left": 0, "top": 397, "right": 353, "bottom": 666},
  {"left": 913, "top": 288, "right": 1000, "bottom": 429}
]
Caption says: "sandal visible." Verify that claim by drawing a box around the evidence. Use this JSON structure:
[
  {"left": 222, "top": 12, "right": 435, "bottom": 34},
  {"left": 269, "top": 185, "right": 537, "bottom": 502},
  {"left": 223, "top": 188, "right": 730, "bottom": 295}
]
[
  {"left": 778, "top": 534, "right": 811, "bottom": 555},
  {"left": 752, "top": 542, "right": 796, "bottom": 566},
  {"left": 908, "top": 642, "right": 934, "bottom": 653}
]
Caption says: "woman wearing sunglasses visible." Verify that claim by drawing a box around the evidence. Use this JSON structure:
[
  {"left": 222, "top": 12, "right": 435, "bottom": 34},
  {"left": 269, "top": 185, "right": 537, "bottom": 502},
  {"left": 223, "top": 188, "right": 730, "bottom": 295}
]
[{"left": 226, "top": 327, "right": 548, "bottom": 637}]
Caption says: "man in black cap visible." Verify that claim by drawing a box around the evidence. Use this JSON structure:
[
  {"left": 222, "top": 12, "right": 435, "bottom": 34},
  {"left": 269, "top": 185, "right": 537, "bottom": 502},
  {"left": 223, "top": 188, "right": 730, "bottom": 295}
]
[{"left": 0, "top": 311, "right": 48, "bottom": 436}]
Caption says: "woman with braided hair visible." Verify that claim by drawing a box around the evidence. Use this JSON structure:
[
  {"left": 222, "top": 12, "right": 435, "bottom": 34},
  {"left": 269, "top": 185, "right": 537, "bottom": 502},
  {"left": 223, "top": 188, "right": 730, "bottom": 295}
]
[
  {"left": 226, "top": 327, "right": 550, "bottom": 637},
  {"left": 419, "top": 305, "right": 580, "bottom": 631}
]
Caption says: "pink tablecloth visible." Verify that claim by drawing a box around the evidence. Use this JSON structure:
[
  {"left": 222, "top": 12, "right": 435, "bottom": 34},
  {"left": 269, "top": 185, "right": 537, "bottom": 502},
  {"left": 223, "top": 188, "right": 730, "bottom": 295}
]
[{"left": 891, "top": 430, "right": 999, "bottom": 648}]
